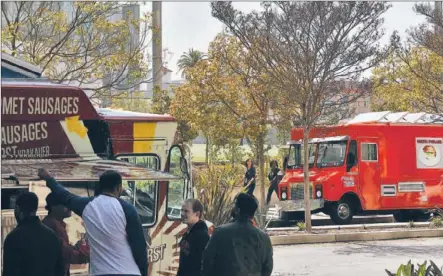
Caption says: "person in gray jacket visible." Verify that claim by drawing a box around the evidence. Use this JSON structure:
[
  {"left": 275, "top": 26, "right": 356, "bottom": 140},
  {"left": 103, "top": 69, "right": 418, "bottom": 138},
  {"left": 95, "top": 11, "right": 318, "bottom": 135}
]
[{"left": 202, "top": 193, "right": 273, "bottom": 276}]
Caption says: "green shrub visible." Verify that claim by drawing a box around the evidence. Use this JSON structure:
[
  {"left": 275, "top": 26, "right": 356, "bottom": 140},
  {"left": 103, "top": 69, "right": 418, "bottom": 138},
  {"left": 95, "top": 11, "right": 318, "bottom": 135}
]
[
  {"left": 430, "top": 216, "right": 443, "bottom": 228},
  {"left": 193, "top": 164, "right": 244, "bottom": 226},
  {"left": 385, "top": 260, "right": 442, "bottom": 276},
  {"left": 429, "top": 208, "right": 443, "bottom": 228},
  {"left": 296, "top": 221, "right": 306, "bottom": 231}
]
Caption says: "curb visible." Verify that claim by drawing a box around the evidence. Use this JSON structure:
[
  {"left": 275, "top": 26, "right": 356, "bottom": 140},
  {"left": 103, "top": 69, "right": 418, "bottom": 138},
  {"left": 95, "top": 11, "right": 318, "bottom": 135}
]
[
  {"left": 267, "top": 222, "right": 431, "bottom": 232},
  {"left": 265, "top": 215, "right": 394, "bottom": 227},
  {"left": 270, "top": 229, "right": 443, "bottom": 245}
]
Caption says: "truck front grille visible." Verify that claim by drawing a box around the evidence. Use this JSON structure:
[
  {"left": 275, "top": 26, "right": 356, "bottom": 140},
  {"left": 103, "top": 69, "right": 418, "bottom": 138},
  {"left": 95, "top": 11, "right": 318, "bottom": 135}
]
[{"left": 290, "top": 183, "right": 313, "bottom": 200}]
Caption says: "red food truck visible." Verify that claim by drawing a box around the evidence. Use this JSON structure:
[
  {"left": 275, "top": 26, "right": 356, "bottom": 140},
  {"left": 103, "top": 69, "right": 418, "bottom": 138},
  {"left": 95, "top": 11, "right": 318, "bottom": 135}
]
[
  {"left": 277, "top": 111, "right": 443, "bottom": 224},
  {"left": 1, "top": 79, "right": 210, "bottom": 275}
]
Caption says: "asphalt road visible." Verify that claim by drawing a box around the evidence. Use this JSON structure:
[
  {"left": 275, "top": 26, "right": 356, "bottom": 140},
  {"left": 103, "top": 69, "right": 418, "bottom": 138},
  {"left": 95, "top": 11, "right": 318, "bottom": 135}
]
[{"left": 271, "top": 238, "right": 443, "bottom": 276}]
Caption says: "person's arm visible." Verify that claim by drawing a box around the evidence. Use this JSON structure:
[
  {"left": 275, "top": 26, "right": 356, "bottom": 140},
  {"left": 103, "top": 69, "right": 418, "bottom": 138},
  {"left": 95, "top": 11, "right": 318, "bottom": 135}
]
[
  {"left": 118, "top": 199, "right": 148, "bottom": 276},
  {"left": 44, "top": 219, "right": 89, "bottom": 264},
  {"left": 38, "top": 169, "right": 91, "bottom": 217},
  {"left": 190, "top": 229, "right": 210, "bottom": 274},
  {"left": 201, "top": 229, "right": 219, "bottom": 276},
  {"left": 261, "top": 234, "right": 273, "bottom": 276},
  {"left": 2, "top": 234, "right": 20, "bottom": 276}
]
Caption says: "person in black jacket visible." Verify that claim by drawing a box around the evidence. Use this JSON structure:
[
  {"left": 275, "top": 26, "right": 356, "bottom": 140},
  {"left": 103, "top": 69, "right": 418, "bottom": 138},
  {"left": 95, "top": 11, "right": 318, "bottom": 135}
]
[
  {"left": 2, "top": 191, "right": 64, "bottom": 276},
  {"left": 177, "top": 199, "right": 209, "bottom": 276},
  {"left": 266, "top": 160, "right": 283, "bottom": 205}
]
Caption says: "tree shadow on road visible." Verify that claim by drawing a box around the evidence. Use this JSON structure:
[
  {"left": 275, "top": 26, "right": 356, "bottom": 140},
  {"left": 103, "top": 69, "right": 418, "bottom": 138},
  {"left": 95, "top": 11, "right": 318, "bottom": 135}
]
[{"left": 334, "top": 240, "right": 443, "bottom": 257}]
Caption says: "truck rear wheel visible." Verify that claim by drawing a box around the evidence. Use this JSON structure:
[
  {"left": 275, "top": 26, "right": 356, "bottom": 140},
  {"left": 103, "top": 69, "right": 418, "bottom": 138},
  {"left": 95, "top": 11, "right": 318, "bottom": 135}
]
[{"left": 329, "top": 200, "right": 354, "bottom": 225}]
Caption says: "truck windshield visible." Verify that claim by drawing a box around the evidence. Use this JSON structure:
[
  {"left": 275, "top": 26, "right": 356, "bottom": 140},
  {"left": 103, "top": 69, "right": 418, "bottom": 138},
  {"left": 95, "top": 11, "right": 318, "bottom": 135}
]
[
  {"left": 316, "top": 141, "right": 347, "bottom": 168},
  {"left": 287, "top": 143, "right": 316, "bottom": 169}
]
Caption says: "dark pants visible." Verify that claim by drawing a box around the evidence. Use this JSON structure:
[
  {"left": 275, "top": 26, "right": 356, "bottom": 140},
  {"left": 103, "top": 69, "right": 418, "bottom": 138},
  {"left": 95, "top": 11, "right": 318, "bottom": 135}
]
[
  {"left": 266, "top": 182, "right": 278, "bottom": 205},
  {"left": 245, "top": 184, "right": 255, "bottom": 196}
]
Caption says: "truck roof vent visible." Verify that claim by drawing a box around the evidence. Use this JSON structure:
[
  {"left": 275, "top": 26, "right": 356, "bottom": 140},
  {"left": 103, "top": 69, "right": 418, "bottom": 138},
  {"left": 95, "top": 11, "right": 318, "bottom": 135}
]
[{"left": 345, "top": 111, "right": 443, "bottom": 125}]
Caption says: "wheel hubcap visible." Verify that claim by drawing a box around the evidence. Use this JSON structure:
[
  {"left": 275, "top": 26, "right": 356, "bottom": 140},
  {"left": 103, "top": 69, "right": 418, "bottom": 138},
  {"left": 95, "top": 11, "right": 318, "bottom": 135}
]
[{"left": 337, "top": 203, "right": 350, "bottom": 220}]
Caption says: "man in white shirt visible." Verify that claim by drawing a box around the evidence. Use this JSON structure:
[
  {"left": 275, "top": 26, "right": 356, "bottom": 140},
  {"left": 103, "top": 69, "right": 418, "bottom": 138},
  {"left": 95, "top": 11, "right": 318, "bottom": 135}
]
[{"left": 38, "top": 169, "right": 148, "bottom": 276}]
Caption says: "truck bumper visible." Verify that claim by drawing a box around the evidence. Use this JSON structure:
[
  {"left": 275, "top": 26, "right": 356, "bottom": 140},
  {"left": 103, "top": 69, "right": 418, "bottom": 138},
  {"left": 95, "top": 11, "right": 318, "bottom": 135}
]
[{"left": 276, "top": 198, "right": 325, "bottom": 212}]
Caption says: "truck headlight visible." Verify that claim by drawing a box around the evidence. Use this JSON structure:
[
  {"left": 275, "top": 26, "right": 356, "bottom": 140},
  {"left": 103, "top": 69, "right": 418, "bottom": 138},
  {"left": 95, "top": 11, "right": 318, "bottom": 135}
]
[
  {"left": 281, "top": 192, "right": 287, "bottom": 200},
  {"left": 315, "top": 184, "right": 323, "bottom": 199}
]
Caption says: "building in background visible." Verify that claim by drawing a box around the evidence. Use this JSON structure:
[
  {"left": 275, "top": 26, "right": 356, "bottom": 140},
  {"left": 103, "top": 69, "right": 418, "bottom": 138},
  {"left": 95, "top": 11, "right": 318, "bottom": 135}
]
[{"left": 142, "top": 67, "right": 186, "bottom": 99}]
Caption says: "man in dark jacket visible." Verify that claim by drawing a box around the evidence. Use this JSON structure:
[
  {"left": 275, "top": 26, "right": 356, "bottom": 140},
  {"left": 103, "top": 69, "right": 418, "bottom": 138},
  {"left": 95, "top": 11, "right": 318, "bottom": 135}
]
[
  {"left": 177, "top": 199, "right": 210, "bottom": 276},
  {"left": 42, "top": 193, "right": 90, "bottom": 276},
  {"left": 202, "top": 193, "right": 273, "bottom": 276},
  {"left": 2, "top": 191, "right": 64, "bottom": 276},
  {"left": 266, "top": 160, "right": 283, "bottom": 205}
]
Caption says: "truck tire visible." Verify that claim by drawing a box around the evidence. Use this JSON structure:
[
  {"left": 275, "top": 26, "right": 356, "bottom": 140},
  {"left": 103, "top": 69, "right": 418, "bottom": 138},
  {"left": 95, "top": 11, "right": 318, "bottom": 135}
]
[{"left": 329, "top": 200, "right": 354, "bottom": 225}]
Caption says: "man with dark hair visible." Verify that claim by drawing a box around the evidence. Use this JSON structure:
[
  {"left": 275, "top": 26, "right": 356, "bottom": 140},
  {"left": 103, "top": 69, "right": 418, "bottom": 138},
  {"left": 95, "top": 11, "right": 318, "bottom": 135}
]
[
  {"left": 202, "top": 193, "right": 273, "bottom": 276},
  {"left": 3, "top": 191, "right": 64, "bottom": 276},
  {"left": 42, "top": 193, "right": 90, "bottom": 276},
  {"left": 38, "top": 168, "right": 147, "bottom": 276},
  {"left": 266, "top": 160, "right": 283, "bottom": 205},
  {"left": 177, "top": 199, "right": 210, "bottom": 276}
]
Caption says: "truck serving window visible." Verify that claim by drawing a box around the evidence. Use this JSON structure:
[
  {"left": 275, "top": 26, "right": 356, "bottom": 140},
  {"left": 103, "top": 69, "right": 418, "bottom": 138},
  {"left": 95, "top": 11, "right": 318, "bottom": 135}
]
[
  {"left": 361, "top": 143, "right": 378, "bottom": 161},
  {"left": 287, "top": 144, "right": 316, "bottom": 169},
  {"left": 121, "top": 180, "right": 157, "bottom": 226},
  {"left": 317, "top": 141, "right": 347, "bottom": 168}
]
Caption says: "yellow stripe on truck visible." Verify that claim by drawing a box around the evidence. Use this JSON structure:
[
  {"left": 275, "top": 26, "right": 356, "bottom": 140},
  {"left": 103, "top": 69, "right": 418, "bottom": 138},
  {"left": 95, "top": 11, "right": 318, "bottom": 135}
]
[{"left": 133, "top": 122, "right": 157, "bottom": 153}]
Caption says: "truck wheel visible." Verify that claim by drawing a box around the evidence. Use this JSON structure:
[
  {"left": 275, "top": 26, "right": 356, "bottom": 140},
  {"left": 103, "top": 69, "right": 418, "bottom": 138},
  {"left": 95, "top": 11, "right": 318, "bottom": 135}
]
[{"left": 330, "top": 200, "right": 354, "bottom": 225}]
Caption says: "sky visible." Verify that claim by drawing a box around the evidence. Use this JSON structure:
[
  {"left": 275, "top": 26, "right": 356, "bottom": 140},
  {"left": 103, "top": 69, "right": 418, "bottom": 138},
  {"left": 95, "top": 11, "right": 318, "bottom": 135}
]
[{"left": 141, "top": 2, "right": 427, "bottom": 81}]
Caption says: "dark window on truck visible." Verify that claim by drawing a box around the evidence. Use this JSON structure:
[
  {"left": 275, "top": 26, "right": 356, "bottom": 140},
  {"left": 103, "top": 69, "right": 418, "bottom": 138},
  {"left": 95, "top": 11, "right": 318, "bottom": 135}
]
[{"left": 347, "top": 140, "right": 358, "bottom": 171}]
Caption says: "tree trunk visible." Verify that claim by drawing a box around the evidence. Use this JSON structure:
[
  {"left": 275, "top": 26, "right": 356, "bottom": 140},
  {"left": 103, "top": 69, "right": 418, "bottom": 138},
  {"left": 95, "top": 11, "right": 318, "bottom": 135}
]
[
  {"left": 303, "top": 127, "right": 312, "bottom": 233},
  {"left": 257, "top": 132, "right": 266, "bottom": 227},
  {"left": 205, "top": 137, "right": 210, "bottom": 166}
]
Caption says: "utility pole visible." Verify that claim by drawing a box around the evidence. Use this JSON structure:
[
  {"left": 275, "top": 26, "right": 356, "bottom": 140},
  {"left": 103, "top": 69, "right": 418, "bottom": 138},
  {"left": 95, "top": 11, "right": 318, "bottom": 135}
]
[
  {"left": 152, "top": 1, "right": 162, "bottom": 91},
  {"left": 435, "top": 1, "right": 442, "bottom": 33}
]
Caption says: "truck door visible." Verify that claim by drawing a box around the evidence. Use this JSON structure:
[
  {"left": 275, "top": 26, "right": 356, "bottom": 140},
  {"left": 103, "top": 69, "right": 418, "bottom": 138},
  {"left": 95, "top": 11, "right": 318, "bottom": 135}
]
[{"left": 358, "top": 137, "right": 381, "bottom": 210}]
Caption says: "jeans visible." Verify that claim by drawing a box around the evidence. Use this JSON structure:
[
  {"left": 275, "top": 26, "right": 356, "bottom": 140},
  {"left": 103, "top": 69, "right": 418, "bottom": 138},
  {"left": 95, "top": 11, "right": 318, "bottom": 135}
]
[{"left": 245, "top": 184, "right": 255, "bottom": 196}]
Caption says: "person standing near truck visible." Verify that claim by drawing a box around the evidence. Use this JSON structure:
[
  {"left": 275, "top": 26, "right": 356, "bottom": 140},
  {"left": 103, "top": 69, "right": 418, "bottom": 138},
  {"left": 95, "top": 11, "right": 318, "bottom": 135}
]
[
  {"left": 242, "top": 159, "right": 256, "bottom": 196},
  {"left": 37, "top": 168, "right": 148, "bottom": 276},
  {"left": 3, "top": 192, "right": 64, "bottom": 276},
  {"left": 177, "top": 199, "right": 210, "bottom": 276},
  {"left": 202, "top": 193, "right": 273, "bottom": 276},
  {"left": 266, "top": 160, "right": 283, "bottom": 205},
  {"left": 42, "top": 193, "right": 90, "bottom": 276}
]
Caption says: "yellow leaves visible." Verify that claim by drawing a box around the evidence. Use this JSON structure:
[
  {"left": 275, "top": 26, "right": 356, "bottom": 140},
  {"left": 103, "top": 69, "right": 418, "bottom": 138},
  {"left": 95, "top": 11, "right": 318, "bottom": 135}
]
[
  {"left": 110, "top": 91, "right": 151, "bottom": 113},
  {"left": 371, "top": 47, "right": 443, "bottom": 113},
  {"left": 1, "top": 2, "right": 150, "bottom": 101},
  {"left": 171, "top": 33, "right": 273, "bottom": 150}
]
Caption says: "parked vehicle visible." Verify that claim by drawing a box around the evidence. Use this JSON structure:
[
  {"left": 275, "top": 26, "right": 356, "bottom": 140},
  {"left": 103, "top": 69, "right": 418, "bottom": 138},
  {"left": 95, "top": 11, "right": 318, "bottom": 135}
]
[
  {"left": 277, "top": 111, "right": 443, "bottom": 224},
  {"left": 1, "top": 79, "right": 212, "bottom": 275}
]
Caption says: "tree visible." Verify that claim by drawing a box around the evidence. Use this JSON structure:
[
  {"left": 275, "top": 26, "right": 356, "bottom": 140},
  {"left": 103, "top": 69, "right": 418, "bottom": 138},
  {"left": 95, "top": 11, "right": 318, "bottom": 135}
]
[
  {"left": 109, "top": 91, "right": 151, "bottom": 113},
  {"left": 171, "top": 33, "right": 278, "bottom": 224},
  {"left": 176, "top": 48, "right": 211, "bottom": 162},
  {"left": 212, "top": 1, "right": 389, "bottom": 232},
  {"left": 372, "top": 47, "right": 443, "bottom": 113},
  {"left": 408, "top": 2, "right": 443, "bottom": 58},
  {"left": 373, "top": 3, "right": 443, "bottom": 114},
  {"left": 177, "top": 48, "right": 207, "bottom": 78},
  {"left": 1, "top": 1, "right": 151, "bottom": 100}
]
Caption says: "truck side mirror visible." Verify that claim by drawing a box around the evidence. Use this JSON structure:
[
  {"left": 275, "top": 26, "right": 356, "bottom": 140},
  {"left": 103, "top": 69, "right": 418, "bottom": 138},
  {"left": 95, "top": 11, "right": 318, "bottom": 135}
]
[{"left": 283, "top": 155, "right": 288, "bottom": 170}]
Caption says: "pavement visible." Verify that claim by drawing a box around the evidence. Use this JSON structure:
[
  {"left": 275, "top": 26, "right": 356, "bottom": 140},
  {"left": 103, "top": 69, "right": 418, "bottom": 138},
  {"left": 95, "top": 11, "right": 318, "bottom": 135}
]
[{"left": 271, "top": 237, "right": 443, "bottom": 276}]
